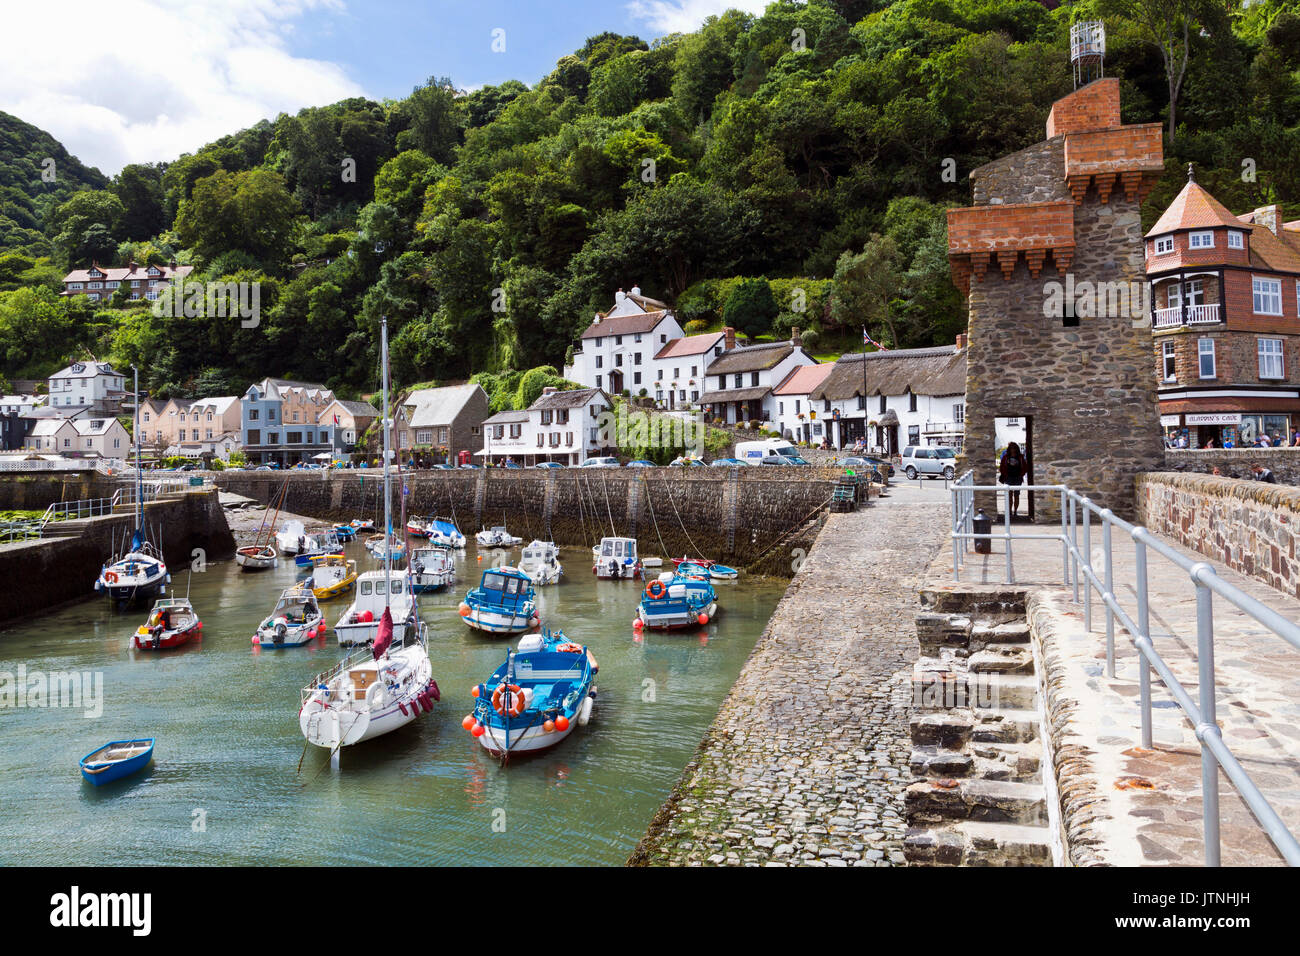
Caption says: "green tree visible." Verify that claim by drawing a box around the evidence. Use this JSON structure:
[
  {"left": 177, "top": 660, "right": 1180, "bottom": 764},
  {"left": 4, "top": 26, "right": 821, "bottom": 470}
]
[
  {"left": 49, "top": 190, "right": 125, "bottom": 265},
  {"left": 174, "top": 169, "right": 302, "bottom": 267},
  {"left": 722, "top": 277, "right": 779, "bottom": 340}
]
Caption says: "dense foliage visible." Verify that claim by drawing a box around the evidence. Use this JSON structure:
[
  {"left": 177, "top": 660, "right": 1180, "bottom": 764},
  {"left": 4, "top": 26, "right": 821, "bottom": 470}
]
[{"left": 0, "top": 0, "right": 1297, "bottom": 399}]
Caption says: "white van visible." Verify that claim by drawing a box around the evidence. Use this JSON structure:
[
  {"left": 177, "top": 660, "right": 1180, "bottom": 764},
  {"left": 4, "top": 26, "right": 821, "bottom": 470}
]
[{"left": 735, "top": 438, "right": 800, "bottom": 463}]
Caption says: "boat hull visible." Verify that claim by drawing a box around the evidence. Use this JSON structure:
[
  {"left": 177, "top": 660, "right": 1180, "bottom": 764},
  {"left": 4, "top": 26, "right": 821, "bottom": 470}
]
[
  {"left": 79, "top": 739, "right": 154, "bottom": 785},
  {"left": 235, "top": 547, "right": 277, "bottom": 570},
  {"left": 476, "top": 720, "right": 576, "bottom": 755},
  {"left": 97, "top": 576, "right": 166, "bottom": 605},
  {"left": 463, "top": 605, "right": 539, "bottom": 635},
  {"left": 255, "top": 618, "right": 325, "bottom": 648},
  {"left": 300, "top": 647, "right": 436, "bottom": 748},
  {"left": 637, "top": 599, "right": 718, "bottom": 630},
  {"left": 131, "top": 622, "right": 199, "bottom": 651}
]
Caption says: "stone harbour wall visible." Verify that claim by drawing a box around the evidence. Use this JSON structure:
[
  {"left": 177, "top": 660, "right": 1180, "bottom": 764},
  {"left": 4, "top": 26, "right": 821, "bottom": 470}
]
[
  {"left": 0, "top": 472, "right": 122, "bottom": 512},
  {"left": 1164, "top": 448, "right": 1300, "bottom": 484},
  {"left": 1136, "top": 471, "right": 1300, "bottom": 601},
  {"left": 0, "top": 489, "right": 234, "bottom": 623},
  {"left": 215, "top": 469, "right": 857, "bottom": 575}
]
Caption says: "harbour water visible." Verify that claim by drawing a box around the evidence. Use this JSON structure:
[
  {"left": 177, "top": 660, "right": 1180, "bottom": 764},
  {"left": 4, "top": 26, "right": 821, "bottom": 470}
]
[{"left": 0, "top": 540, "right": 784, "bottom": 865}]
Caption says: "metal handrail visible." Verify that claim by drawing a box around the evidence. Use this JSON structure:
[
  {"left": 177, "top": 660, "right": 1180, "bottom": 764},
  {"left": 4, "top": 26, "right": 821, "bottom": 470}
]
[{"left": 949, "top": 469, "right": 1300, "bottom": 867}]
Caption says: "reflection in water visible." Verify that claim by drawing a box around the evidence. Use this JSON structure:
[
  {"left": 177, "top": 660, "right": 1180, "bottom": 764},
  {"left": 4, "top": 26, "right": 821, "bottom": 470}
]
[{"left": 0, "top": 540, "right": 784, "bottom": 865}]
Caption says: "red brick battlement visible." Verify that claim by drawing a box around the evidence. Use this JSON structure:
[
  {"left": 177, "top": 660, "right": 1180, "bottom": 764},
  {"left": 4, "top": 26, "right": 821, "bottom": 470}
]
[
  {"left": 947, "top": 201, "right": 1075, "bottom": 293},
  {"left": 1045, "top": 77, "right": 1121, "bottom": 138},
  {"left": 1063, "top": 124, "right": 1164, "bottom": 204}
]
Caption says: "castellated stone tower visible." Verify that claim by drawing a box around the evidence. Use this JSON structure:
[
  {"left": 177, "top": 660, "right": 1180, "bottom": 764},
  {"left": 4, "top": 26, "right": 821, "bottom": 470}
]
[{"left": 947, "top": 77, "right": 1164, "bottom": 520}]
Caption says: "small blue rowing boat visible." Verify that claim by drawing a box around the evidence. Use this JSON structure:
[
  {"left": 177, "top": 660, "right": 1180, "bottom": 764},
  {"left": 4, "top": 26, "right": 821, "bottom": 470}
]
[{"left": 79, "top": 738, "right": 154, "bottom": 785}]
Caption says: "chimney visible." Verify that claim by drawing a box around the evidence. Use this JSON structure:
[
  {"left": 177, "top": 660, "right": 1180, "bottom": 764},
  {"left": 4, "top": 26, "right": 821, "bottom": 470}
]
[
  {"left": 126, "top": 258, "right": 136, "bottom": 272},
  {"left": 630, "top": 285, "right": 641, "bottom": 298},
  {"left": 723, "top": 326, "right": 736, "bottom": 351},
  {"left": 956, "top": 332, "right": 968, "bottom": 351},
  {"left": 541, "top": 386, "right": 558, "bottom": 396},
  {"left": 1254, "top": 205, "right": 1281, "bottom": 237},
  {"left": 615, "top": 288, "right": 625, "bottom": 303},
  {"left": 791, "top": 326, "right": 801, "bottom": 347}
]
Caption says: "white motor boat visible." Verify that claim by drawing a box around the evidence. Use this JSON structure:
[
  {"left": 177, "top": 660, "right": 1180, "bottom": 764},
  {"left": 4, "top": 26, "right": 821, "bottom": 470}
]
[
  {"left": 476, "top": 525, "right": 522, "bottom": 549},
  {"left": 275, "top": 519, "right": 308, "bottom": 556},
  {"left": 410, "top": 546, "right": 456, "bottom": 593},
  {"left": 592, "top": 536, "right": 642, "bottom": 579},
  {"left": 334, "top": 570, "right": 421, "bottom": 646},
  {"left": 519, "top": 540, "right": 563, "bottom": 586}
]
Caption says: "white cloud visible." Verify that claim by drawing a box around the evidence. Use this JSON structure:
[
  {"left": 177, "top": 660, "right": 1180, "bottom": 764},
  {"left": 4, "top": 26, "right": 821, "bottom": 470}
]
[
  {"left": 626, "top": 0, "right": 775, "bottom": 34},
  {"left": 0, "top": 0, "right": 364, "bottom": 176}
]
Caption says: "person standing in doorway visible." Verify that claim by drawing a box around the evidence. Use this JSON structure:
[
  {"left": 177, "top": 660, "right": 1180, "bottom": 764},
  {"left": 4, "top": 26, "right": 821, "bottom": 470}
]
[{"left": 999, "top": 441, "right": 1027, "bottom": 516}]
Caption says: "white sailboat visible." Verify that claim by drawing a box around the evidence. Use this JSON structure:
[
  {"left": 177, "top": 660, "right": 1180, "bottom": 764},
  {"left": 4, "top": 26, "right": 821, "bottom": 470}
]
[{"left": 299, "top": 315, "right": 438, "bottom": 761}]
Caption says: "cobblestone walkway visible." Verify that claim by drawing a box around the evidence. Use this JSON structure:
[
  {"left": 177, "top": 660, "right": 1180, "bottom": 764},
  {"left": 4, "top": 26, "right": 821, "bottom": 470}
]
[{"left": 631, "top": 482, "right": 950, "bottom": 866}]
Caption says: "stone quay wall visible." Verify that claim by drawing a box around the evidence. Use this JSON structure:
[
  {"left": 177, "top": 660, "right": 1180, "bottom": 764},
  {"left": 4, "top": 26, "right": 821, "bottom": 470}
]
[
  {"left": 214, "top": 469, "right": 857, "bottom": 576},
  {"left": 0, "top": 489, "right": 234, "bottom": 623},
  {"left": 1164, "top": 447, "right": 1300, "bottom": 484},
  {"left": 1136, "top": 471, "right": 1300, "bottom": 602},
  {"left": 0, "top": 472, "right": 122, "bottom": 512}
]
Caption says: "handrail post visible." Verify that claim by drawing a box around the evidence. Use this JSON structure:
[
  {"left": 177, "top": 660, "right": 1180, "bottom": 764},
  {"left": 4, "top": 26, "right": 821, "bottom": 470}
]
[
  {"left": 1103, "top": 510, "right": 1115, "bottom": 678},
  {"left": 951, "top": 482, "right": 960, "bottom": 583},
  {"left": 1194, "top": 568, "right": 1221, "bottom": 867},
  {"left": 1060, "top": 488, "right": 1069, "bottom": 587},
  {"left": 1069, "top": 494, "right": 1079, "bottom": 604},
  {"left": 1004, "top": 488, "right": 1013, "bottom": 584},
  {"left": 1083, "top": 503, "right": 1092, "bottom": 632},
  {"left": 1134, "top": 530, "right": 1152, "bottom": 749}
]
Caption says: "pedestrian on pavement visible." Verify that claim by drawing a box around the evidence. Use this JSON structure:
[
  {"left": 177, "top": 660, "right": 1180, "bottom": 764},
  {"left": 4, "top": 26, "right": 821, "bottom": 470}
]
[
  {"left": 1252, "top": 463, "right": 1277, "bottom": 483},
  {"left": 999, "top": 441, "right": 1027, "bottom": 516}
]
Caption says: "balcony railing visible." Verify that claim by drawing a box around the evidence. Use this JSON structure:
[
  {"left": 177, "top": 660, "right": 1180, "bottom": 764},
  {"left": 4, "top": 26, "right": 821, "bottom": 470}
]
[{"left": 1153, "top": 303, "right": 1221, "bottom": 329}]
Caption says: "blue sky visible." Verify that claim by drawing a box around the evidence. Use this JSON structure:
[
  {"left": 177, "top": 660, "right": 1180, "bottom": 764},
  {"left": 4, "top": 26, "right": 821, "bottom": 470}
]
[{"left": 1, "top": 0, "right": 770, "bottom": 175}]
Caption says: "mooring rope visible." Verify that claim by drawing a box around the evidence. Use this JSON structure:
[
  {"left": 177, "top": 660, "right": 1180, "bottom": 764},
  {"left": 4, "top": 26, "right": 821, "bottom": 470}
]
[{"left": 659, "top": 477, "right": 706, "bottom": 561}]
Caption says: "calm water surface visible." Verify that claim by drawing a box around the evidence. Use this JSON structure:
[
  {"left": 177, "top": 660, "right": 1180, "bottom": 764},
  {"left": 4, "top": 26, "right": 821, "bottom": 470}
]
[{"left": 0, "top": 541, "right": 783, "bottom": 865}]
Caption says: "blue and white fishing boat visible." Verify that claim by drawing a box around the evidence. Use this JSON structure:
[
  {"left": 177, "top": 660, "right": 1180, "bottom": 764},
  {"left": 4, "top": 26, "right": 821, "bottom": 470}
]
[
  {"left": 96, "top": 367, "right": 169, "bottom": 606},
  {"left": 253, "top": 584, "right": 326, "bottom": 648},
  {"left": 333, "top": 524, "right": 357, "bottom": 542},
  {"left": 365, "top": 532, "right": 406, "bottom": 566},
  {"left": 672, "top": 556, "right": 737, "bottom": 580},
  {"left": 709, "top": 563, "right": 739, "bottom": 581},
  {"left": 409, "top": 546, "right": 456, "bottom": 594},
  {"left": 79, "top": 738, "right": 154, "bottom": 785},
  {"left": 458, "top": 566, "right": 540, "bottom": 635},
  {"left": 463, "top": 630, "right": 597, "bottom": 757},
  {"left": 429, "top": 516, "right": 466, "bottom": 549},
  {"left": 294, "top": 529, "right": 344, "bottom": 567},
  {"left": 634, "top": 571, "right": 719, "bottom": 631}
]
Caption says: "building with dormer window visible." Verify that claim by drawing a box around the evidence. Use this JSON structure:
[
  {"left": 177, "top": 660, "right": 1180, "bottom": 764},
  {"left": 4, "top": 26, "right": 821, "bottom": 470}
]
[
  {"left": 46, "top": 361, "right": 127, "bottom": 417},
  {"left": 564, "top": 288, "right": 685, "bottom": 397},
  {"left": 240, "top": 378, "right": 338, "bottom": 466},
  {"left": 1145, "top": 166, "right": 1300, "bottom": 446},
  {"left": 61, "top": 260, "right": 193, "bottom": 303}
]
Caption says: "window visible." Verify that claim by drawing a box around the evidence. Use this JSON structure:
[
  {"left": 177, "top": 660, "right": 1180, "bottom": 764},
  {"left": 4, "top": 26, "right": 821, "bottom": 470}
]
[
  {"left": 1162, "top": 341, "right": 1177, "bottom": 381},
  {"left": 509, "top": 424, "right": 521, "bottom": 439},
  {"left": 779, "top": 402, "right": 784, "bottom": 415},
  {"left": 954, "top": 404, "right": 964, "bottom": 423},
  {"left": 908, "top": 391, "right": 917, "bottom": 413},
  {"left": 540, "top": 410, "right": 553, "bottom": 425},
  {"left": 879, "top": 395, "right": 886, "bottom": 413},
  {"left": 1228, "top": 231, "right": 1244, "bottom": 249},
  {"left": 634, "top": 353, "right": 642, "bottom": 365},
  {"left": 633, "top": 372, "right": 641, "bottom": 385},
  {"left": 1253, "top": 277, "right": 1283, "bottom": 315},
  {"left": 595, "top": 355, "right": 602, "bottom": 369},
  {"left": 595, "top": 375, "right": 602, "bottom": 389},
  {"left": 750, "top": 372, "right": 759, "bottom": 387},
  {"left": 248, "top": 409, "right": 259, "bottom": 421},
  {"left": 734, "top": 374, "right": 743, "bottom": 389},
  {"left": 1198, "top": 338, "right": 1216, "bottom": 379},
  {"left": 1259, "top": 338, "right": 1284, "bottom": 379},
  {"left": 1154, "top": 236, "right": 1174, "bottom": 255},
  {"left": 1189, "top": 231, "right": 1214, "bottom": 249},
  {"left": 634, "top": 333, "right": 642, "bottom": 343},
  {"left": 614, "top": 354, "right": 623, "bottom": 367},
  {"left": 416, "top": 430, "right": 432, "bottom": 444},
  {"left": 594, "top": 337, "right": 603, "bottom": 347},
  {"left": 614, "top": 335, "right": 622, "bottom": 345},
  {"left": 656, "top": 368, "right": 663, "bottom": 380}
]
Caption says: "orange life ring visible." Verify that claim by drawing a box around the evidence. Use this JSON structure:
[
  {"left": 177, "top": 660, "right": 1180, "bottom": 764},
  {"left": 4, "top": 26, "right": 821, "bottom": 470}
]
[
  {"left": 556, "top": 642, "right": 582, "bottom": 654},
  {"left": 491, "top": 683, "right": 525, "bottom": 717},
  {"left": 645, "top": 580, "right": 665, "bottom": 599},
  {"left": 104, "top": 571, "right": 119, "bottom": 583}
]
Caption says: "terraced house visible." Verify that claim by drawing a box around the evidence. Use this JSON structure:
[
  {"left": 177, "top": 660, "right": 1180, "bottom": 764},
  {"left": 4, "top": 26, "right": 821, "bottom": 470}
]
[
  {"left": 388, "top": 384, "right": 483, "bottom": 463},
  {"left": 698, "top": 328, "right": 816, "bottom": 426},
  {"left": 61, "top": 260, "right": 193, "bottom": 303},
  {"left": 239, "top": 378, "right": 337, "bottom": 466},
  {"left": 1146, "top": 168, "right": 1300, "bottom": 447}
]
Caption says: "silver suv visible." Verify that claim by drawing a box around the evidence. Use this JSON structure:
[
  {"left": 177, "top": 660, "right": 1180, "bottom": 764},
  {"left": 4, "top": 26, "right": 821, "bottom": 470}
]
[{"left": 900, "top": 445, "right": 957, "bottom": 480}]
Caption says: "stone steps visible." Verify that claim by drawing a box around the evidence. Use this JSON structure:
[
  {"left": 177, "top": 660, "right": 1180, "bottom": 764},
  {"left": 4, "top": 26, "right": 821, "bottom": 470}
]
[{"left": 905, "top": 601, "right": 1055, "bottom": 866}]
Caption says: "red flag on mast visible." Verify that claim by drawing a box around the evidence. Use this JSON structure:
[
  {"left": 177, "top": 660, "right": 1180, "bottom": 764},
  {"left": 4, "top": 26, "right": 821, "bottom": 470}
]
[{"left": 373, "top": 606, "right": 393, "bottom": 659}]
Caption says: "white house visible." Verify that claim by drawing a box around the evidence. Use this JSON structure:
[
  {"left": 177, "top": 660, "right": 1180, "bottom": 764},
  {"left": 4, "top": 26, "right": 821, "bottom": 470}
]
[
  {"left": 808, "top": 340, "right": 968, "bottom": 454},
  {"left": 0, "top": 394, "right": 43, "bottom": 417},
  {"left": 46, "top": 361, "right": 127, "bottom": 416},
  {"left": 477, "top": 387, "right": 613, "bottom": 465},
  {"left": 698, "top": 329, "right": 818, "bottom": 426},
  {"left": 649, "top": 331, "right": 726, "bottom": 410},
  {"left": 772, "top": 364, "right": 835, "bottom": 445},
  {"left": 24, "top": 417, "right": 129, "bottom": 458},
  {"left": 565, "top": 288, "right": 685, "bottom": 397}
]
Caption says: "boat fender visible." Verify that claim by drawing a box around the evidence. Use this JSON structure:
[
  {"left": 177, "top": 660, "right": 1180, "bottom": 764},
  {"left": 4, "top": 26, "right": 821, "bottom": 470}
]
[
  {"left": 427, "top": 680, "right": 440, "bottom": 702},
  {"left": 398, "top": 700, "right": 408, "bottom": 716},
  {"left": 579, "top": 696, "right": 593, "bottom": 727}
]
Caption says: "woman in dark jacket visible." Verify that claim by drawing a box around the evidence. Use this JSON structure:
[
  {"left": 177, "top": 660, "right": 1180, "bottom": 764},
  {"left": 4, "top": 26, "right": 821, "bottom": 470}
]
[{"left": 999, "top": 442, "right": 1027, "bottom": 516}]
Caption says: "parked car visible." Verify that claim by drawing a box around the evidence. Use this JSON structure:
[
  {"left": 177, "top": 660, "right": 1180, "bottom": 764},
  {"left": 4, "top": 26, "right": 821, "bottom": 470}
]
[
  {"left": 459, "top": 463, "right": 481, "bottom": 469},
  {"left": 709, "top": 457, "right": 749, "bottom": 467},
  {"left": 625, "top": 459, "right": 656, "bottom": 467},
  {"left": 669, "top": 456, "right": 706, "bottom": 467},
  {"left": 900, "top": 445, "right": 957, "bottom": 480},
  {"left": 759, "top": 455, "right": 809, "bottom": 466},
  {"left": 534, "top": 461, "right": 565, "bottom": 469},
  {"left": 580, "top": 457, "right": 621, "bottom": 468},
  {"left": 735, "top": 438, "right": 801, "bottom": 464},
  {"left": 433, "top": 463, "right": 456, "bottom": 470}
]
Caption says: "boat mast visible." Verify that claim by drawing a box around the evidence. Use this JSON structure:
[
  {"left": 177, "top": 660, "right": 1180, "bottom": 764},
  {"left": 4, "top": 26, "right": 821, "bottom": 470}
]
[
  {"left": 132, "top": 365, "right": 143, "bottom": 537},
  {"left": 381, "top": 316, "right": 392, "bottom": 608}
]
